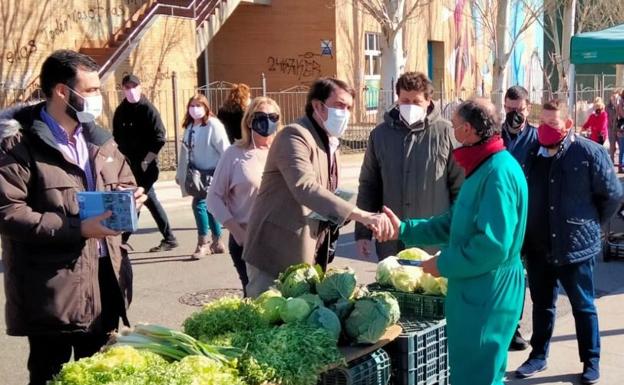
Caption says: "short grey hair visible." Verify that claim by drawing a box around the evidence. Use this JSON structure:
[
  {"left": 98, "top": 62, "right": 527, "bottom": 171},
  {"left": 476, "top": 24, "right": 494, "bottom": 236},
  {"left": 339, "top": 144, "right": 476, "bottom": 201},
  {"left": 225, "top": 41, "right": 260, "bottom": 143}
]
[{"left": 454, "top": 98, "right": 500, "bottom": 141}]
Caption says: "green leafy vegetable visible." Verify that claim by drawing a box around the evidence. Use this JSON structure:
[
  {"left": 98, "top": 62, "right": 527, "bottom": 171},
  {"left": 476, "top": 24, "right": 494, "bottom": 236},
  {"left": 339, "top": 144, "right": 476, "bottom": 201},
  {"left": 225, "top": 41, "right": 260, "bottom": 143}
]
[
  {"left": 297, "top": 293, "right": 324, "bottom": 309},
  {"left": 328, "top": 298, "right": 354, "bottom": 321},
  {"left": 345, "top": 292, "right": 400, "bottom": 344},
  {"left": 316, "top": 267, "right": 357, "bottom": 302},
  {"left": 279, "top": 297, "right": 311, "bottom": 323},
  {"left": 276, "top": 263, "right": 321, "bottom": 297},
  {"left": 231, "top": 323, "right": 345, "bottom": 385},
  {"left": 376, "top": 256, "right": 401, "bottom": 286},
  {"left": 397, "top": 247, "right": 432, "bottom": 261},
  {"left": 390, "top": 265, "right": 423, "bottom": 293},
  {"left": 306, "top": 306, "right": 342, "bottom": 340},
  {"left": 183, "top": 297, "right": 267, "bottom": 341}
]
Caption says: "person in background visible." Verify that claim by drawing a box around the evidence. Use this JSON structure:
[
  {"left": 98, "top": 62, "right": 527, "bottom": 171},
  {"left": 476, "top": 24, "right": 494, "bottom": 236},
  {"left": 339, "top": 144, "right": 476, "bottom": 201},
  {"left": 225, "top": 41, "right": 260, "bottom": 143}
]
[
  {"left": 242, "top": 77, "right": 393, "bottom": 297},
  {"left": 581, "top": 97, "right": 608, "bottom": 146},
  {"left": 377, "top": 98, "right": 528, "bottom": 385},
  {"left": 0, "top": 50, "right": 145, "bottom": 385},
  {"left": 208, "top": 97, "right": 282, "bottom": 296},
  {"left": 176, "top": 94, "right": 230, "bottom": 258},
  {"left": 616, "top": 90, "right": 624, "bottom": 172},
  {"left": 501, "top": 85, "right": 538, "bottom": 352},
  {"left": 355, "top": 71, "right": 463, "bottom": 260},
  {"left": 218, "top": 83, "right": 251, "bottom": 143},
  {"left": 606, "top": 90, "right": 620, "bottom": 164},
  {"left": 515, "top": 99, "right": 623, "bottom": 384},
  {"left": 113, "top": 74, "right": 178, "bottom": 252}
]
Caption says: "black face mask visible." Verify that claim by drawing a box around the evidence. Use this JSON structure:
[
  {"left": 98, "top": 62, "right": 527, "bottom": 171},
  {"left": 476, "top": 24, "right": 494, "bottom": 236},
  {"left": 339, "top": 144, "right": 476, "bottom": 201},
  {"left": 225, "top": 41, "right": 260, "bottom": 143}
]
[
  {"left": 505, "top": 110, "right": 525, "bottom": 134},
  {"left": 251, "top": 113, "right": 279, "bottom": 137}
]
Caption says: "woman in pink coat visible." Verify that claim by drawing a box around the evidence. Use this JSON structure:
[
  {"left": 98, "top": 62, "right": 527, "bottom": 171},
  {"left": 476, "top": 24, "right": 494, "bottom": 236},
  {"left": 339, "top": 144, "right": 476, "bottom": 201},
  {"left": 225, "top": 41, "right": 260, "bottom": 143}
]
[{"left": 582, "top": 97, "right": 609, "bottom": 145}]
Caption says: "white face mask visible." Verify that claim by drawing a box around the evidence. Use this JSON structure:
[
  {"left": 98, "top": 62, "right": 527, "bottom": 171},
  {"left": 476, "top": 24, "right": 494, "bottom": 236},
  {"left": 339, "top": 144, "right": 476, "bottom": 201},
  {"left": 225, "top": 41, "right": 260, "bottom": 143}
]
[
  {"left": 124, "top": 87, "right": 141, "bottom": 104},
  {"left": 318, "top": 104, "right": 350, "bottom": 138},
  {"left": 188, "top": 106, "right": 206, "bottom": 120},
  {"left": 399, "top": 104, "right": 426, "bottom": 126},
  {"left": 66, "top": 88, "right": 103, "bottom": 123}
]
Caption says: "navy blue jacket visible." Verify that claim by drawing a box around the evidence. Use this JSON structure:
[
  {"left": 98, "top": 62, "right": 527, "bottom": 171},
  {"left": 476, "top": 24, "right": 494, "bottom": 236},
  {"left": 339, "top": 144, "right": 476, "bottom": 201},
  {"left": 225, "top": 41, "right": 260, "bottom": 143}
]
[
  {"left": 502, "top": 123, "right": 538, "bottom": 167},
  {"left": 522, "top": 134, "right": 623, "bottom": 265}
]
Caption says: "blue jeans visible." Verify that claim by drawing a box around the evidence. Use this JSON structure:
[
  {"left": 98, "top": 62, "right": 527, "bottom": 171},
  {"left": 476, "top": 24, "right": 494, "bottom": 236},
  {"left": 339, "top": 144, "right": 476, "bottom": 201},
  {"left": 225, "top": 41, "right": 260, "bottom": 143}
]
[
  {"left": 618, "top": 136, "right": 624, "bottom": 166},
  {"left": 192, "top": 197, "right": 222, "bottom": 237},
  {"left": 525, "top": 256, "right": 600, "bottom": 365}
]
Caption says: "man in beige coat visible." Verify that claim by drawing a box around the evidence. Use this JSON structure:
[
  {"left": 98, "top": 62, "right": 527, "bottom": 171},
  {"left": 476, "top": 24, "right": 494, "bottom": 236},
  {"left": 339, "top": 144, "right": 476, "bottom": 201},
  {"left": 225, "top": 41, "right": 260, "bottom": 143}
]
[{"left": 243, "top": 78, "right": 391, "bottom": 297}]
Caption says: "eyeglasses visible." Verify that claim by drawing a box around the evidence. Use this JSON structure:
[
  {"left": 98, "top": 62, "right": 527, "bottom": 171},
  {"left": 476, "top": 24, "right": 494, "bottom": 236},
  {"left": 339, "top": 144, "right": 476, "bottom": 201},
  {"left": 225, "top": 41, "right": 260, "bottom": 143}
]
[{"left": 253, "top": 112, "right": 279, "bottom": 122}]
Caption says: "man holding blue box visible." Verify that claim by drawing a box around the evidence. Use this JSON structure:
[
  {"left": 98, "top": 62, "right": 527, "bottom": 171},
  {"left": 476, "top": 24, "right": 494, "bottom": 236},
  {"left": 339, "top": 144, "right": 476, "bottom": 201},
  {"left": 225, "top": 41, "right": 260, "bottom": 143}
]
[{"left": 0, "top": 50, "right": 145, "bottom": 385}]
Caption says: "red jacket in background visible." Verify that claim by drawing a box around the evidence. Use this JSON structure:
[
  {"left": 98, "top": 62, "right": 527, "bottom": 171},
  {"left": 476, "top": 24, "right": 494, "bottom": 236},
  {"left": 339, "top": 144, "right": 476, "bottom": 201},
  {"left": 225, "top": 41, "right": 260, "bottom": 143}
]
[{"left": 583, "top": 110, "right": 609, "bottom": 143}]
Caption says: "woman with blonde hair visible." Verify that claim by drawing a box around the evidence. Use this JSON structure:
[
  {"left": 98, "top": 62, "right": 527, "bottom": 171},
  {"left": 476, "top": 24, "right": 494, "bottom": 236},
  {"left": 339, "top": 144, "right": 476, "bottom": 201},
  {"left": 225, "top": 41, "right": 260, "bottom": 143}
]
[
  {"left": 208, "top": 97, "right": 282, "bottom": 295},
  {"left": 582, "top": 97, "right": 609, "bottom": 145},
  {"left": 218, "top": 83, "right": 251, "bottom": 143},
  {"left": 176, "top": 94, "right": 230, "bottom": 258}
]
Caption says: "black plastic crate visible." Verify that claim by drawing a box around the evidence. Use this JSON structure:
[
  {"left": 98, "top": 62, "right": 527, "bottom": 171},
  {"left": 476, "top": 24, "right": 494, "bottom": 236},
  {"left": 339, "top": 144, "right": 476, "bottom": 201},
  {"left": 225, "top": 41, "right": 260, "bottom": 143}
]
[
  {"left": 387, "top": 319, "right": 449, "bottom": 385},
  {"left": 367, "top": 283, "right": 445, "bottom": 320},
  {"left": 320, "top": 348, "right": 391, "bottom": 385}
]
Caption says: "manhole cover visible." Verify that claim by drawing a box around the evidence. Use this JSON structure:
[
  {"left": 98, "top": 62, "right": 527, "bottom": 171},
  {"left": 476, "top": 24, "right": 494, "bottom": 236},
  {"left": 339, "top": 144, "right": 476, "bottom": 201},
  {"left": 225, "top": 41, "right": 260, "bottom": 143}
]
[{"left": 179, "top": 288, "right": 243, "bottom": 307}]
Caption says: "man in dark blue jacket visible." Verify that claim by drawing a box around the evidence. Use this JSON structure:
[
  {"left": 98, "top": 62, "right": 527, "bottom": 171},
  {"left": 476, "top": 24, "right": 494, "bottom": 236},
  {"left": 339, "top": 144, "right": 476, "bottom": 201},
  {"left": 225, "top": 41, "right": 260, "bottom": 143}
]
[
  {"left": 502, "top": 85, "right": 538, "bottom": 351},
  {"left": 502, "top": 85, "right": 538, "bottom": 167},
  {"left": 515, "top": 99, "right": 623, "bottom": 384}
]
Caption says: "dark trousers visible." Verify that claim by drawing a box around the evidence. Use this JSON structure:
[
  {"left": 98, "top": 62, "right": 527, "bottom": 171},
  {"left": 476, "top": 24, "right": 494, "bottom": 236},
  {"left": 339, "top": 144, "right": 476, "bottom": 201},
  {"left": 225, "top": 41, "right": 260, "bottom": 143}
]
[
  {"left": 228, "top": 235, "right": 248, "bottom": 297},
  {"left": 27, "top": 258, "right": 124, "bottom": 385},
  {"left": 123, "top": 186, "right": 175, "bottom": 243},
  {"left": 526, "top": 256, "right": 600, "bottom": 365}
]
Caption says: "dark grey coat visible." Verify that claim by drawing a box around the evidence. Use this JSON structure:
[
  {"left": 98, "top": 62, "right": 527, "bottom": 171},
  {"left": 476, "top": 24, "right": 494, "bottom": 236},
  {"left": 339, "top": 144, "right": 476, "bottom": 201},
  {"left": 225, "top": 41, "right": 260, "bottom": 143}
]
[{"left": 355, "top": 101, "right": 464, "bottom": 259}]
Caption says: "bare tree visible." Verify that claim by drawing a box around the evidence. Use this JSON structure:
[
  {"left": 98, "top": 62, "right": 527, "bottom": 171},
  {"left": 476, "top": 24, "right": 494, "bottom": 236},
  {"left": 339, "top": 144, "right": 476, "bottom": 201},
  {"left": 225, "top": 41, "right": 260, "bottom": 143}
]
[
  {"left": 468, "top": 0, "right": 544, "bottom": 111},
  {"left": 351, "top": 0, "right": 430, "bottom": 118},
  {"left": 531, "top": 0, "right": 624, "bottom": 94}
]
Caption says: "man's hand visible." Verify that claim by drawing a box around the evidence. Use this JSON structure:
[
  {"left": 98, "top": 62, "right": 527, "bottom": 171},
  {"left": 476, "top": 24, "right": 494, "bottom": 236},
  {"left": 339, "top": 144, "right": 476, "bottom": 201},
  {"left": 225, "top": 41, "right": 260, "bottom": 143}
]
[
  {"left": 356, "top": 239, "right": 373, "bottom": 259},
  {"left": 141, "top": 152, "right": 158, "bottom": 172},
  {"left": 373, "top": 206, "right": 401, "bottom": 242},
  {"left": 133, "top": 187, "right": 147, "bottom": 210},
  {"left": 80, "top": 211, "right": 121, "bottom": 239},
  {"left": 422, "top": 256, "right": 441, "bottom": 277}
]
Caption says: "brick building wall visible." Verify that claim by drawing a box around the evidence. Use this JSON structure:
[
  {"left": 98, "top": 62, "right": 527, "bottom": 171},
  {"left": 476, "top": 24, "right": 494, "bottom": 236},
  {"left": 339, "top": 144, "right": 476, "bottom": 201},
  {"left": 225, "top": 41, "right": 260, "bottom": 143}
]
[{"left": 207, "top": 0, "right": 337, "bottom": 91}]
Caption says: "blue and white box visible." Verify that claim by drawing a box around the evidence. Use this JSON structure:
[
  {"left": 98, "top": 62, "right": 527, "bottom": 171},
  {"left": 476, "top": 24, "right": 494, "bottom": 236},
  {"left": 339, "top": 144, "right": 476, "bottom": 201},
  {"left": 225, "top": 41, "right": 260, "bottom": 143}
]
[{"left": 76, "top": 190, "right": 138, "bottom": 232}]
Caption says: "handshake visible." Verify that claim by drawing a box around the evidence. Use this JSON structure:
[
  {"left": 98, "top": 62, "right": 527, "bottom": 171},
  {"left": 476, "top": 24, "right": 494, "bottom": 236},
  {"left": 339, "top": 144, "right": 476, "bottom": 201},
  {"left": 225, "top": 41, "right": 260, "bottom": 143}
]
[{"left": 351, "top": 206, "right": 401, "bottom": 243}]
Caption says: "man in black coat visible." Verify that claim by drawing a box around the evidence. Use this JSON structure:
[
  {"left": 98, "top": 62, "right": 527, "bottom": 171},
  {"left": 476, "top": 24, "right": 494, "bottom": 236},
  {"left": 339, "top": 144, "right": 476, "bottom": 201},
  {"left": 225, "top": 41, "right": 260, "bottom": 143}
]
[{"left": 113, "top": 74, "right": 178, "bottom": 252}]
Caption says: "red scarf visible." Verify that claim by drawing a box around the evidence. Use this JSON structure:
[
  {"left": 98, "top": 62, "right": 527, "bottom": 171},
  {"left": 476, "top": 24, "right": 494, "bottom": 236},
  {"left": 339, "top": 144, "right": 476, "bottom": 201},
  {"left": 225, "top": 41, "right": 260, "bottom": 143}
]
[{"left": 453, "top": 135, "right": 506, "bottom": 177}]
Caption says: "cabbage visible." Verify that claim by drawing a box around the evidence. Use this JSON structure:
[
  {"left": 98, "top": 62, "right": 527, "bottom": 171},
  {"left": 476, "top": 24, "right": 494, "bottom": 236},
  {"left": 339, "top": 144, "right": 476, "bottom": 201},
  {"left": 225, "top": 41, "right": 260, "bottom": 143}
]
[
  {"left": 276, "top": 264, "right": 322, "bottom": 298},
  {"left": 420, "top": 273, "right": 443, "bottom": 295},
  {"left": 390, "top": 266, "right": 423, "bottom": 292},
  {"left": 256, "top": 288, "right": 282, "bottom": 302},
  {"left": 397, "top": 247, "right": 432, "bottom": 261},
  {"left": 279, "top": 297, "right": 312, "bottom": 323},
  {"left": 345, "top": 292, "right": 400, "bottom": 344},
  {"left": 306, "top": 307, "right": 342, "bottom": 340},
  {"left": 438, "top": 277, "right": 448, "bottom": 296},
  {"left": 259, "top": 296, "right": 287, "bottom": 324},
  {"left": 297, "top": 293, "right": 324, "bottom": 310},
  {"left": 376, "top": 256, "right": 400, "bottom": 286},
  {"left": 328, "top": 298, "right": 354, "bottom": 321},
  {"left": 316, "top": 267, "right": 357, "bottom": 302}
]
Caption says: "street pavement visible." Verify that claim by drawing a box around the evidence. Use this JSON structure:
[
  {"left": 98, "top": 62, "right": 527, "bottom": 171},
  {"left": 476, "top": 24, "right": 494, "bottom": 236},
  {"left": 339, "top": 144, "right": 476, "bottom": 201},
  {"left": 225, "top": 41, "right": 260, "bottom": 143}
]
[{"left": 1, "top": 153, "right": 623, "bottom": 384}]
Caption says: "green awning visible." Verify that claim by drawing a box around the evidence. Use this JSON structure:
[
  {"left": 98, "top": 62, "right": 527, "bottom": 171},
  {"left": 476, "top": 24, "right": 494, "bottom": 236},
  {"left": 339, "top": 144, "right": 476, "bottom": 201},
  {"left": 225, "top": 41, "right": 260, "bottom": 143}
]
[{"left": 571, "top": 24, "right": 624, "bottom": 64}]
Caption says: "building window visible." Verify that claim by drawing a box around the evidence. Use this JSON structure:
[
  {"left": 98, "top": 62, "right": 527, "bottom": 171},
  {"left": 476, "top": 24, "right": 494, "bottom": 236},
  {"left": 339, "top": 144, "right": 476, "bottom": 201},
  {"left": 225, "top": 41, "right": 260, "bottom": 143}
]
[{"left": 364, "top": 32, "right": 381, "bottom": 111}]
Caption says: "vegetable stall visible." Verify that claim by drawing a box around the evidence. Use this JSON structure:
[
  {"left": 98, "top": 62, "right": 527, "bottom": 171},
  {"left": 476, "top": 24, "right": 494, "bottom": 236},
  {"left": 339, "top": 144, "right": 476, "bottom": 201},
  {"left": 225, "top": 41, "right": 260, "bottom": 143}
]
[{"left": 50, "top": 249, "right": 448, "bottom": 385}]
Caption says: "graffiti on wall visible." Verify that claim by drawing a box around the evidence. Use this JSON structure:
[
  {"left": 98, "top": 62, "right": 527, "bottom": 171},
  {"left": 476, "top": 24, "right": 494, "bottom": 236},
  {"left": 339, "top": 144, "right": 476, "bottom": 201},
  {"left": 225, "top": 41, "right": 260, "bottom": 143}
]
[
  {"left": 267, "top": 52, "right": 323, "bottom": 81},
  {"left": 44, "top": 5, "right": 128, "bottom": 43},
  {"left": 4, "top": 40, "right": 37, "bottom": 64}
]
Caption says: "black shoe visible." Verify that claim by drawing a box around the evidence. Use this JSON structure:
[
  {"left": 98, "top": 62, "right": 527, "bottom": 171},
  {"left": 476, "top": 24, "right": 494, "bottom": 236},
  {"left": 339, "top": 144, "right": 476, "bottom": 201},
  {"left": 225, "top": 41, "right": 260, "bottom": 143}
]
[
  {"left": 509, "top": 329, "right": 530, "bottom": 351},
  {"left": 149, "top": 239, "right": 179, "bottom": 252},
  {"left": 516, "top": 358, "right": 547, "bottom": 378},
  {"left": 581, "top": 362, "right": 600, "bottom": 384}
]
